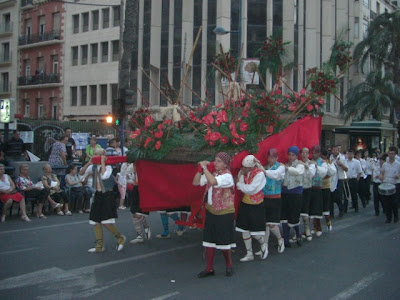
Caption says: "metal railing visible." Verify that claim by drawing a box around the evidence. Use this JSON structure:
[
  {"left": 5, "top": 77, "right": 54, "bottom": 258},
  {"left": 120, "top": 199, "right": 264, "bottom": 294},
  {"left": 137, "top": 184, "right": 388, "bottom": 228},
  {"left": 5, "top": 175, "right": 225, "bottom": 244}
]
[
  {"left": 0, "top": 22, "right": 12, "bottom": 34},
  {"left": 18, "top": 30, "right": 61, "bottom": 46},
  {"left": 0, "top": 53, "right": 11, "bottom": 63},
  {"left": 0, "top": 83, "right": 10, "bottom": 93},
  {"left": 18, "top": 73, "right": 60, "bottom": 86}
]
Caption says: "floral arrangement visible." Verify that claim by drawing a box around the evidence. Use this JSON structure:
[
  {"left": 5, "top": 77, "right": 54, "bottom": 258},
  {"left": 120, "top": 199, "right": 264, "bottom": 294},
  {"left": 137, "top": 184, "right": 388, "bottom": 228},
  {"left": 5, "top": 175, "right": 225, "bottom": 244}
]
[
  {"left": 213, "top": 49, "right": 239, "bottom": 75},
  {"left": 306, "top": 66, "right": 338, "bottom": 97},
  {"left": 329, "top": 40, "right": 353, "bottom": 72}
]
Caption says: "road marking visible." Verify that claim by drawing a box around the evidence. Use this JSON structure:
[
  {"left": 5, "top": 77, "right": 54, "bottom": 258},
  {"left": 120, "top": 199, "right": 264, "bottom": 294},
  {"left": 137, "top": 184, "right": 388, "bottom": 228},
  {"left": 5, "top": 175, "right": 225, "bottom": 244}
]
[
  {"left": 151, "top": 291, "right": 180, "bottom": 300},
  {"left": 0, "top": 220, "right": 88, "bottom": 235},
  {"left": 0, "top": 243, "right": 198, "bottom": 291},
  {"left": 330, "top": 272, "right": 384, "bottom": 300},
  {"left": 0, "top": 247, "right": 39, "bottom": 255}
]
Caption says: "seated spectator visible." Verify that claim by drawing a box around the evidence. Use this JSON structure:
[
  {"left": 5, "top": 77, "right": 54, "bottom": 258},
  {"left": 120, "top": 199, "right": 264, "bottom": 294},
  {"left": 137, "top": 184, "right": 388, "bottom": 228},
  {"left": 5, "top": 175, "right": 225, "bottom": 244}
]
[
  {"left": 49, "top": 135, "right": 68, "bottom": 175},
  {"left": 0, "top": 163, "right": 30, "bottom": 222},
  {"left": 65, "top": 128, "right": 76, "bottom": 164},
  {"left": 41, "top": 164, "right": 71, "bottom": 216},
  {"left": 106, "top": 138, "right": 118, "bottom": 156},
  {"left": 85, "top": 136, "right": 102, "bottom": 162},
  {"left": 78, "top": 157, "right": 96, "bottom": 210},
  {"left": 4, "top": 130, "right": 28, "bottom": 162},
  {"left": 65, "top": 165, "right": 90, "bottom": 214},
  {"left": 123, "top": 138, "right": 132, "bottom": 155},
  {"left": 15, "top": 164, "right": 59, "bottom": 219}
]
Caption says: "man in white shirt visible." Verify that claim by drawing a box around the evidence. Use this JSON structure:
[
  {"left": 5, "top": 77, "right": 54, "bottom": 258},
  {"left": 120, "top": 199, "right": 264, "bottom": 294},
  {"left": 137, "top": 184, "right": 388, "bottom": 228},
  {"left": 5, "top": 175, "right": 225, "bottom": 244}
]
[
  {"left": 355, "top": 150, "right": 368, "bottom": 208},
  {"left": 379, "top": 146, "right": 400, "bottom": 223},
  {"left": 329, "top": 145, "right": 348, "bottom": 217},
  {"left": 346, "top": 150, "right": 363, "bottom": 212},
  {"left": 372, "top": 154, "right": 386, "bottom": 216},
  {"left": 236, "top": 155, "right": 268, "bottom": 261},
  {"left": 363, "top": 150, "right": 373, "bottom": 203}
]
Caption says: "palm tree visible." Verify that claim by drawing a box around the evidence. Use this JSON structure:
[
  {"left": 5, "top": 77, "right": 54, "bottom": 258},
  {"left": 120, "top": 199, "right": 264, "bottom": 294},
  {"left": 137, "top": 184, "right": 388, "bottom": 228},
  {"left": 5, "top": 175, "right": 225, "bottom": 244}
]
[
  {"left": 354, "top": 11, "right": 400, "bottom": 85},
  {"left": 344, "top": 71, "right": 400, "bottom": 121}
]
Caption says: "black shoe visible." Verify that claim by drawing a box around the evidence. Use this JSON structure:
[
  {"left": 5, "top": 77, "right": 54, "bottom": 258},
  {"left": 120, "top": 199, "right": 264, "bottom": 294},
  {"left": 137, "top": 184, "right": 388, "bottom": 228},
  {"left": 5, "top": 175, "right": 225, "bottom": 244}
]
[
  {"left": 394, "top": 218, "right": 399, "bottom": 223},
  {"left": 296, "top": 236, "right": 303, "bottom": 247},
  {"left": 339, "top": 211, "right": 344, "bottom": 218},
  {"left": 285, "top": 243, "right": 291, "bottom": 248},
  {"left": 385, "top": 219, "right": 392, "bottom": 223},
  {"left": 375, "top": 212, "right": 379, "bottom": 216},
  {"left": 197, "top": 270, "right": 215, "bottom": 278},
  {"left": 226, "top": 267, "right": 234, "bottom": 277},
  {"left": 355, "top": 209, "right": 359, "bottom": 213}
]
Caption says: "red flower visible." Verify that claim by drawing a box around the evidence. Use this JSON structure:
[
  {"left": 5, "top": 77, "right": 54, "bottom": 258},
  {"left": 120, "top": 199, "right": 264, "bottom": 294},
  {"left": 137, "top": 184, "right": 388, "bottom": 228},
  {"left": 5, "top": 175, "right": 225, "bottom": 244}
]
[
  {"left": 157, "top": 123, "right": 163, "bottom": 130},
  {"left": 231, "top": 139, "right": 240, "bottom": 145},
  {"left": 155, "top": 130, "right": 163, "bottom": 139},
  {"left": 205, "top": 129, "right": 211, "bottom": 141},
  {"left": 208, "top": 141, "right": 215, "bottom": 146},
  {"left": 131, "top": 130, "right": 141, "bottom": 139},
  {"left": 155, "top": 141, "right": 162, "bottom": 150},
  {"left": 300, "top": 88, "right": 307, "bottom": 95},
  {"left": 144, "top": 137, "right": 153, "bottom": 148},
  {"left": 306, "top": 104, "right": 314, "bottom": 112},
  {"left": 238, "top": 134, "right": 246, "bottom": 144},
  {"left": 318, "top": 98, "right": 324, "bottom": 105},
  {"left": 288, "top": 103, "right": 297, "bottom": 111},
  {"left": 240, "top": 122, "right": 248, "bottom": 132},
  {"left": 241, "top": 110, "right": 249, "bottom": 117},
  {"left": 220, "top": 136, "right": 229, "bottom": 144},
  {"left": 266, "top": 126, "right": 274, "bottom": 133},
  {"left": 275, "top": 89, "right": 282, "bottom": 95},
  {"left": 314, "top": 104, "right": 319, "bottom": 109},
  {"left": 202, "top": 114, "right": 214, "bottom": 125},
  {"left": 209, "top": 132, "right": 221, "bottom": 141}
]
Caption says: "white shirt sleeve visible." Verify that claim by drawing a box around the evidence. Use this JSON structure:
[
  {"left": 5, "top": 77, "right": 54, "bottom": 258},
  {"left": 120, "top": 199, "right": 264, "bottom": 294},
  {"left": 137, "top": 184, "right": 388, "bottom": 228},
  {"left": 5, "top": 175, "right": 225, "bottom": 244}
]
[
  {"left": 215, "top": 173, "right": 234, "bottom": 188},
  {"left": 236, "top": 172, "right": 266, "bottom": 195},
  {"left": 316, "top": 162, "right": 328, "bottom": 178},
  {"left": 355, "top": 161, "right": 363, "bottom": 175},
  {"left": 100, "top": 165, "right": 113, "bottom": 180},
  {"left": 327, "top": 163, "right": 337, "bottom": 177},
  {"left": 199, "top": 174, "right": 208, "bottom": 186},
  {"left": 305, "top": 163, "right": 316, "bottom": 179},
  {"left": 264, "top": 165, "right": 285, "bottom": 181},
  {"left": 288, "top": 164, "right": 305, "bottom": 176}
]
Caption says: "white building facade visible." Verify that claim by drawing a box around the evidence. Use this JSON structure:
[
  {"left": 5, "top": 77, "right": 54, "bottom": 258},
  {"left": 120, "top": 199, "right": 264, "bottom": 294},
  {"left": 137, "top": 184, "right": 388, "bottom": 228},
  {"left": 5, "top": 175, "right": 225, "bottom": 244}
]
[{"left": 63, "top": 0, "right": 120, "bottom": 122}]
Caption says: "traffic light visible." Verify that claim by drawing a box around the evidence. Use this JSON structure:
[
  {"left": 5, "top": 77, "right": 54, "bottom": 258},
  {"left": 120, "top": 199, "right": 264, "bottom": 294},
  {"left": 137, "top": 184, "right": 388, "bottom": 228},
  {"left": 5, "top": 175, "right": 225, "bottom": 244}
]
[{"left": 115, "top": 119, "right": 120, "bottom": 126}]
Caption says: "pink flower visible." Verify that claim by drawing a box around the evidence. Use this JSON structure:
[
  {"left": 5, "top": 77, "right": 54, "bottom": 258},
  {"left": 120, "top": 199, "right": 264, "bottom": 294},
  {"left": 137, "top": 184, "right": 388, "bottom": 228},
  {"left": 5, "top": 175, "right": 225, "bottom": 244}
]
[
  {"left": 275, "top": 99, "right": 282, "bottom": 105},
  {"left": 131, "top": 130, "right": 141, "bottom": 139},
  {"left": 300, "top": 88, "right": 307, "bottom": 95},
  {"left": 240, "top": 122, "right": 248, "bottom": 132},
  {"left": 208, "top": 141, "right": 215, "bottom": 146},
  {"left": 288, "top": 103, "right": 297, "bottom": 111},
  {"left": 241, "top": 110, "right": 249, "bottom": 117},
  {"left": 155, "top": 141, "right": 161, "bottom": 150},
  {"left": 306, "top": 104, "right": 314, "bottom": 112},
  {"left": 314, "top": 104, "right": 319, "bottom": 109},
  {"left": 318, "top": 98, "right": 324, "bottom": 105},
  {"left": 144, "top": 116, "right": 154, "bottom": 128},
  {"left": 231, "top": 139, "right": 240, "bottom": 146},
  {"left": 300, "top": 97, "right": 306, "bottom": 103},
  {"left": 202, "top": 114, "right": 214, "bottom": 126},
  {"left": 216, "top": 110, "right": 228, "bottom": 123},
  {"left": 275, "top": 89, "right": 282, "bottom": 95}
]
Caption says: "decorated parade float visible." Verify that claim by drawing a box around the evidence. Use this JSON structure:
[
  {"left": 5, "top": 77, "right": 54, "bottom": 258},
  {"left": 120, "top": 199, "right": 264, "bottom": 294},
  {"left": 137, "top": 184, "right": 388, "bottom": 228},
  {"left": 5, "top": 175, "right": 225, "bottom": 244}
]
[{"left": 120, "top": 28, "right": 353, "bottom": 228}]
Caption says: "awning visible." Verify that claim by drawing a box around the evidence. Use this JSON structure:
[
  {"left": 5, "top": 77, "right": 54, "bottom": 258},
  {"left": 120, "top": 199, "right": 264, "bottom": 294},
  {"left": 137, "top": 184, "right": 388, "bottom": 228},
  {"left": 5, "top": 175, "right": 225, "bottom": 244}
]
[{"left": 333, "top": 120, "right": 397, "bottom": 134}]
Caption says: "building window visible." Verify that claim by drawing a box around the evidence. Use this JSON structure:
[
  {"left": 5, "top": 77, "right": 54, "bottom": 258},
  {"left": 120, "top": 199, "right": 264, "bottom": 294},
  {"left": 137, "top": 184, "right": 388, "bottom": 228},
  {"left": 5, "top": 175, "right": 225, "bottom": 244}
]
[
  {"left": 52, "top": 104, "right": 57, "bottom": 120},
  {"left": 72, "top": 46, "right": 78, "bottom": 65},
  {"left": 91, "top": 43, "right": 98, "bottom": 63},
  {"left": 24, "top": 100, "right": 30, "bottom": 117},
  {"left": 2, "top": 42, "right": 9, "bottom": 62},
  {"left": 73, "top": 14, "right": 79, "bottom": 33},
  {"left": 100, "top": 84, "right": 107, "bottom": 105},
  {"left": 38, "top": 101, "right": 44, "bottom": 118},
  {"left": 81, "top": 45, "right": 88, "bottom": 65},
  {"left": 102, "top": 8, "right": 110, "bottom": 28},
  {"left": 363, "top": 19, "right": 368, "bottom": 38},
  {"left": 113, "top": 6, "right": 120, "bottom": 27},
  {"left": 24, "top": 59, "right": 30, "bottom": 76},
  {"left": 82, "top": 12, "right": 89, "bottom": 32},
  {"left": 51, "top": 55, "right": 58, "bottom": 73},
  {"left": 101, "top": 41, "right": 108, "bottom": 62},
  {"left": 25, "top": 18, "right": 31, "bottom": 42},
  {"left": 376, "top": 2, "right": 380, "bottom": 14},
  {"left": 3, "top": 13, "right": 11, "bottom": 32},
  {"left": 71, "top": 87, "right": 78, "bottom": 106},
  {"left": 112, "top": 40, "right": 119, "bottom": 61},
  {"left": 52, "top": 12, "right": 60, "bottom": 33},
  {"left": 1, "top": 72, "right": 9, "bottom": 92},
  {"left": 354, "top": 17, "right": 359, "bottom": 39},
  {"left": 92, "top": 10, "right": 99, "bottom": 30},
  {"left": 90, "top": 85, "right": 97, "bottom": 105},
  {"left": 38, "top": 15, "right": 45, "bottom": 36},
  {"left": 111, "top": 83, "right": 118, "bottom": 102},
  {"left": 37, "top": 56, "right": 44, "bottom": 73},
  {"left": 80, "top": 86, "right": 87, "bottom": 106},
  {"left": 363, "top": 0, "right": 369, "bottom": 8}
]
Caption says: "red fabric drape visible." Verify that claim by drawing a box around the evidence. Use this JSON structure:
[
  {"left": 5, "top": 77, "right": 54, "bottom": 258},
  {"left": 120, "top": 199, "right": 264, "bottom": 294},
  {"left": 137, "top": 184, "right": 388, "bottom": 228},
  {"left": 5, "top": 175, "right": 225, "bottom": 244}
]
[{"left": 138, "top": 116, "right": 322, "bottom": 212}]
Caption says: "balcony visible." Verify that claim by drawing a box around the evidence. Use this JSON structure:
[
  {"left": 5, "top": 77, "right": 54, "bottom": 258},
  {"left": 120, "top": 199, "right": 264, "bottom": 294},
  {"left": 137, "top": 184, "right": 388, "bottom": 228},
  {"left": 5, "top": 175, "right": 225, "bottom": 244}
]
[
  {"left": 18, "top": 30, "right": 62, "bottom": 48},
  {"left": 17, "top": 73, "right": 61, "bottom": 89},
  {"left": 0, "top": 0, "right": 17, "bottom": 9},
  {"left": 370, "top": 11, "right": 377, "bottom": 20}
]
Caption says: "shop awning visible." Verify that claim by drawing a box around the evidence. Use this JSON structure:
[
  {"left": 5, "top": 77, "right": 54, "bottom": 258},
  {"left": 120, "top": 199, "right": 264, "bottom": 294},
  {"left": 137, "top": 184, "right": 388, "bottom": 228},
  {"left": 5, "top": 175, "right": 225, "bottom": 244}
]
[{"left": 333, "top": 120, "right": 397, "bottom": 135}]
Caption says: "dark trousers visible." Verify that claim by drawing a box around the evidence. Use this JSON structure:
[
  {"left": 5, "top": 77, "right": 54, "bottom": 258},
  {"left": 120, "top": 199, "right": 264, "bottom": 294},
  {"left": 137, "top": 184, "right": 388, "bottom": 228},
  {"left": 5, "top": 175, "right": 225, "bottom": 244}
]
[
  {"left": 372, "top": 182, "right": 385, "bottom": 216},
  {"left": 347, "top": 179, "right": 359, "bottom": 212},
  {"left": 365, "top": 175, "right": 372, "bottom": 201},
  {"left": 330, "top": 180, "right": 345, "bottom": 216},
  {"left": 357, "top": 177, "right": 367, "bottom": 208},
  {"left": 382, "top": 194, "right": 398, "bottom": 222}
]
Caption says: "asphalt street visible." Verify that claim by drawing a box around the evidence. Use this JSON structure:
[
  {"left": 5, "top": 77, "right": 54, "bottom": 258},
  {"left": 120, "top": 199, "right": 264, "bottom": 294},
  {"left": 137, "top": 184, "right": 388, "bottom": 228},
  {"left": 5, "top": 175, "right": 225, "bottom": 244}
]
[{"left": 0, "top": 204, "right": 399, "bottom": 300}]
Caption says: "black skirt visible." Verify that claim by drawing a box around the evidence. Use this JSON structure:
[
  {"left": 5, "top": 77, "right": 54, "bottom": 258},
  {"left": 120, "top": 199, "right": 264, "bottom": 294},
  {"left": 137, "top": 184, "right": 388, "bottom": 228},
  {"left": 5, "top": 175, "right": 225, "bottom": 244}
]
[
  {"left": 203, "top": 210, "right": 236, "bottom": 250},
  {"left": 322, "top": 188, "right": 331, "bottom": 215},
  {"left": 264, "top": 197, "right": 282, "bottom": 225},
  {"left": 236, "top": 201, "right": 266, "bottom": 235},
  {"left": 281, "top": 193, "right": 302, "bottom": 227},
  {"left": 301, "top": 188, "right": 312, "bottom": 217},
  {"left": 129, "top": 185, "right": 149, "bottom": 215},
  {"left": 309, "top": 188, "right": 323, "bottom": 218},
  {"left": 89, "top": 191, "right": 118, "bottom": 223}
]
